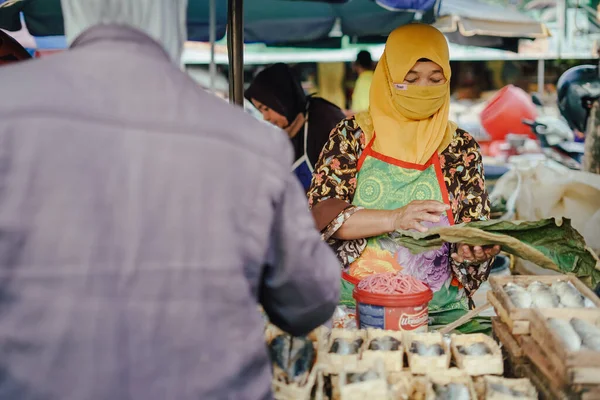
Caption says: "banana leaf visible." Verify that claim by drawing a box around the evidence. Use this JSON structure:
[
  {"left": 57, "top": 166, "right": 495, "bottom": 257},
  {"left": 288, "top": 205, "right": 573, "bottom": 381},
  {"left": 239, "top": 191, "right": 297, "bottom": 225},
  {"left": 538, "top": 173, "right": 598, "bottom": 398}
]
[{"left": 392, "top": 218, "right": 600, "bottom": 287}]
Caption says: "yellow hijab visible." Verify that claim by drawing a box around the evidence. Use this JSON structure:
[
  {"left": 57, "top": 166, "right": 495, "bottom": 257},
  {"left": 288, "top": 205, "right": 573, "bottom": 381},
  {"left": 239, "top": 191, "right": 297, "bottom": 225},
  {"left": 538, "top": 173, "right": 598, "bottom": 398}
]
[{"left": 356, "top": 24, "right": 457, "bottom": 165}]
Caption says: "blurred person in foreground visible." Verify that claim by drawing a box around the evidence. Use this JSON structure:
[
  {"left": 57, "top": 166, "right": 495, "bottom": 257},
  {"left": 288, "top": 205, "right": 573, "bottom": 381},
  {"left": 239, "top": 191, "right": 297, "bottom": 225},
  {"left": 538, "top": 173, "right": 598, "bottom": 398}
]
[
  {"left": 0, "top": 0, "right": 340, "bottom": 399},
  {"left": 350, "top": 50, "right": 374, "bottom": 114},
  {"left": 245, "top": 63, "right": 346, "bottom": 192},
  {"left": 0, "top": 30, "right": 32, "bottom": 65},
  {"left": 308, "top": 24, "right": 500, "bottom": 331}
]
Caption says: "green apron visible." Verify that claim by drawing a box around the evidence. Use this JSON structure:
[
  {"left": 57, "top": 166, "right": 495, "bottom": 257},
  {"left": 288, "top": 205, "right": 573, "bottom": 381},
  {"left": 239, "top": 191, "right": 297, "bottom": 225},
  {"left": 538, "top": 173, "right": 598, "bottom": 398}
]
[{"left": 340, "top": 133, "right": 469, "bottom": 327}]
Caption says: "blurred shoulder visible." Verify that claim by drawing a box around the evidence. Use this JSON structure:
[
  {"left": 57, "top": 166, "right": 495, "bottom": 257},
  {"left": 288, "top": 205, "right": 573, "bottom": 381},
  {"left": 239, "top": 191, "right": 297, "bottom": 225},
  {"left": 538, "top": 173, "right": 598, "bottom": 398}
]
[{"left": 309, "top": 97, "right": 346, "bottom": 120}]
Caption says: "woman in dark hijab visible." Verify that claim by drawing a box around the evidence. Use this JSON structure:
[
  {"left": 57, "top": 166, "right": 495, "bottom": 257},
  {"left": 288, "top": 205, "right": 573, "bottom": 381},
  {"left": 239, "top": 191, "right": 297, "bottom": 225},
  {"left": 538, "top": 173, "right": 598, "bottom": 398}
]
[
  {"left": 0, "top": 31, "right": 32, "bottom": 66},
  {"left": 245, "top": 63, "right": 346, "bottom": 192}
]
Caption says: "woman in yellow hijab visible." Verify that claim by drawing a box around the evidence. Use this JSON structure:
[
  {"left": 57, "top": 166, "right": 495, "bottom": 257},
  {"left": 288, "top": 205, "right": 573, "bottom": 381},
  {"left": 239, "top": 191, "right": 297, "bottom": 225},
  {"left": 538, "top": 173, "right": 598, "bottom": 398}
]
[{"left": 308, "top": 24, "right": 500, "bottom": 331}]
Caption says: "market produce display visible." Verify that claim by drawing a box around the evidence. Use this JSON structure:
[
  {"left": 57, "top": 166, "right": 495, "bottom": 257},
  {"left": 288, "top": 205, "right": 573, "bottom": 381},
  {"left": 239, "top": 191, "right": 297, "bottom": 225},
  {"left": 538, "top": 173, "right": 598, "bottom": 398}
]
[
  {"left": 544, "top": 316, "right": 600, "bottom": 353},
  {"left": 450, "top": 334, "right": 503, "bottom": 377},
  {"left": 481, "top": 377, "right": 537, "bottom": 399},
  {"left": 269, "top": 335, "right": 315, "bottom": 384},
  {"left": 504, "top": 280, "right": 596, "bottom": 309},
  {"left": 489, "top": 275, "right": 600, "bottom": 399},
  {"left": 263, "top": 273, "right": 599, "bottom": 399},
  {"left": 570, "top": 318, "right": 600, "bottom": 351},
  {"left": 265, "top": 326, "right": 533, "bottom": 400},
  {"left": 432, "top": 382, "right": 470, "bottom": 400},
  {"left": 361, "top": 329, "right": 405, "bottom": 373},
  {"left": 547, "top": 318, "right": 582, "bottom": 352}
]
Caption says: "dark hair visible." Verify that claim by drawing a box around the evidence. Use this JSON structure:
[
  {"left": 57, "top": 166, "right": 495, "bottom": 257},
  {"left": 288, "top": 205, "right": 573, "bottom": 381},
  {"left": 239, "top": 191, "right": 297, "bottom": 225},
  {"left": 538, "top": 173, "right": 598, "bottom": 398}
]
[
  {"left": 356, "top": 50, "right": 373, "bottom": 69},
  {"left": 417, "top": 58, "right": 431, "bottom": 62}
]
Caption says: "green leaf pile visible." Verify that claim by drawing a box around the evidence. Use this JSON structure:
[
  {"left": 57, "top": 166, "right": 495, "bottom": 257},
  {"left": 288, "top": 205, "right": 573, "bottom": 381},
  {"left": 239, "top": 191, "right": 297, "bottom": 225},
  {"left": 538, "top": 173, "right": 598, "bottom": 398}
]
[{"left": 392, "top": 218, "right": 600, "bottom": 287}]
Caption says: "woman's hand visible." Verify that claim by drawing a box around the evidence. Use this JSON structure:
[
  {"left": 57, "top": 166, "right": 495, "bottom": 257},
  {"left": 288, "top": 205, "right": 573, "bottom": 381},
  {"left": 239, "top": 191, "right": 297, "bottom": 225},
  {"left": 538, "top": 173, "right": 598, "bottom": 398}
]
[
  {"left": 391, "top": 200, "right": 450, "bottom": 233},
  {"left": 451, "top": 244, "right": 501, "bottom": 266}
]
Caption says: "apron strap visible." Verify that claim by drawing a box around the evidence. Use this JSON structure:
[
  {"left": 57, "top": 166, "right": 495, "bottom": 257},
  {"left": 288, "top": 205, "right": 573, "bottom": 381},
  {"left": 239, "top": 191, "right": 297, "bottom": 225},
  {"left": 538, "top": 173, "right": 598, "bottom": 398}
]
[
  {"left": 291, "top": 111, "right": 311, "bottom": 171},
  {"left": 303, "top": 111, "right": 314, "bottom": 172}
]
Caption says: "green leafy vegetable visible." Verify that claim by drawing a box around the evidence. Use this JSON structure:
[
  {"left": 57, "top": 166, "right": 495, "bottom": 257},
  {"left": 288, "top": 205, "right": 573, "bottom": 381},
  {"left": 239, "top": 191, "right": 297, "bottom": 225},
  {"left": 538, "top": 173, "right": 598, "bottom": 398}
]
[{"left": 392, "top": 218, "right": 600, "bottom": 287}]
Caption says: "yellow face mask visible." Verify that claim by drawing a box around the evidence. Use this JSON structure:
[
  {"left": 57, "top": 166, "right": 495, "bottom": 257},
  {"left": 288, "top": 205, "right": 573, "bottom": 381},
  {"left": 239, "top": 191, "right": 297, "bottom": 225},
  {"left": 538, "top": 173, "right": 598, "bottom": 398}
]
[
  {"left": 391, "top": 82, "right": 449, "bottom": 121},
  {"left": 356, "top": 24, "right": 457, "bottom": 165}
]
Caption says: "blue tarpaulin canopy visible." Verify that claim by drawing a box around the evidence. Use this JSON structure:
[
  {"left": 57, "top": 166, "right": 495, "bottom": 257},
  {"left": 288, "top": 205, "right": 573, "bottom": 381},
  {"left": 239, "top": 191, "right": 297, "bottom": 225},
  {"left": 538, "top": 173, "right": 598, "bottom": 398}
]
[
  {"left": 0, "top": 0, "right": 548, "bottom": 102},
  {"left": 435, "top": 0, "right": 549, "bottom": 51},
  {"left": 0, "top": 0, "right": 439, "bottom": 104},
  {"left": 0, "top": 0, "right": 437, "bottom": 42}
]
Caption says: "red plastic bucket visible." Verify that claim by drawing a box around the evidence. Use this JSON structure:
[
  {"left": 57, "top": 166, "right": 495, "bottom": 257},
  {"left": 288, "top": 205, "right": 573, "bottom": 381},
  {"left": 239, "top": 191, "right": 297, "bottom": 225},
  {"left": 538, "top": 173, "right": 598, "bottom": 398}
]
[
  {"left": 480, "top": 85, "right": 538, "bottom": 141},
  {"left": 352, "top": 279, "right": 433, "bottom": 332}
]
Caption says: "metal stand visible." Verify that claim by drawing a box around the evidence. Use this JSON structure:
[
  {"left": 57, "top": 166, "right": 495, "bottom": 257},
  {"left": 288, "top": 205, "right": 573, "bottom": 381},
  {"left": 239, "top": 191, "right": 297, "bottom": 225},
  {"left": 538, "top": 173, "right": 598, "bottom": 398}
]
[
  {"left": 557, "top": 0, "right": 566, "bottom": 58},
  {"left": 209, "top": 0, "right": 217, "bottom": 93},
  {"left": 227, "top": 0, "right": 244, "bottom": 106},
  {"left": 537, "top": 59, "right": 545, "bottom": 96}
]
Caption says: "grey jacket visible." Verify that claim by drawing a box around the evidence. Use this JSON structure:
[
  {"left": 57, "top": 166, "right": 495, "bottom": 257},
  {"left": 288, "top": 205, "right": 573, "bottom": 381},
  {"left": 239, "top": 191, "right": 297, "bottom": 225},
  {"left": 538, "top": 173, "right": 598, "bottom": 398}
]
[{"left": 0, "top": 25, "right": 340, "bottom": 400}]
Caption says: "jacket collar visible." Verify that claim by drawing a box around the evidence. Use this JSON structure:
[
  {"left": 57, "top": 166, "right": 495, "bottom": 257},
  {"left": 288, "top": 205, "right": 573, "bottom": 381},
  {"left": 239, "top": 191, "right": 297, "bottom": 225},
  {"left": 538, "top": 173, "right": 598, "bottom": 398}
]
[{"left": 71, "top": 24, "right": 171, "bottom": 62}]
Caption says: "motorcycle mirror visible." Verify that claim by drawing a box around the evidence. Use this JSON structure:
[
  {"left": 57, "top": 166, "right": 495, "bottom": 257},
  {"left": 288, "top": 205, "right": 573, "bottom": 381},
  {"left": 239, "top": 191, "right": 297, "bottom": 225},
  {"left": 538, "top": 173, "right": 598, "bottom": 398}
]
[
  {"left": 582, "top": 95, "right": 600, "bottom": 110},
  {"left": 522, "top": 119, "right": 536, "bottom": 127},
  {"left": 531, "top": 93, "right": 543, "bottom": 107}
]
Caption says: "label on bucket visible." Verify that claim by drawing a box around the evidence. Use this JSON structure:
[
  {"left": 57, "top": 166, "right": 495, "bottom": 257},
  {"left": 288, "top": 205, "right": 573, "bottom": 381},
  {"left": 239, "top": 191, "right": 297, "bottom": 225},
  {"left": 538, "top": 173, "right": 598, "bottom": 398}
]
[{"left": 357, "top": 303, "right": 428, "bottom": 332}]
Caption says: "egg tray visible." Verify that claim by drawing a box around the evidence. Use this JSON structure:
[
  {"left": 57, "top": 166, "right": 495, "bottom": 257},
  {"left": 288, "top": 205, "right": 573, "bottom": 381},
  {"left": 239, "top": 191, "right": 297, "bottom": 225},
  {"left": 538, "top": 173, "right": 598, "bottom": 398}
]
[
  {"left": 265, "top": 325, "right": 327, "bottom": 400},
  {"left": 338, "top": 361, "right": 388, "bottom": 400},
  {"left": 405, "top": 332, "right": 451, "bottom": 375},
  {"left": 527, "top": 308, "right": 600, "bottom": 386},
  {"left": 450, "top": 333, "right": 504, "bottom": 377},
  {"left": 474, "top": 376, "right": 537, "bottom": 400},
  {"left": 264, "top": 324, "right": 328, "bottom": 346},
  {"left": 387, "top": 372, "right": 419, "bottom": 400},
  {"left": 360, "top": 328, "right": 405, "bottom": 373},
  {"left": 488, "top": 275, "right": 600, "bottom": 336},
  {"left": 490, "top": 317, "right": 526, "bottom": 367},
  {"left": 272, "top": 366, "right": 323, "bottom": 400},
  {"left": 423, "top": 368, "right": 477, "bottom": 400},
  {"left": 317, "top": 328, "right": 367, "bottom": 375}
]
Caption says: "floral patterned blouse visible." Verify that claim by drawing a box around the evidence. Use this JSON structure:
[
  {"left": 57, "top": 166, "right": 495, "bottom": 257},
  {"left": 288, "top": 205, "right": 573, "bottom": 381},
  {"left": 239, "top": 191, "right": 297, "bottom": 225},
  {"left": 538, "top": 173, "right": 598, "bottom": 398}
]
[{"left": 307, "top": 116, "right": 493, "bottom": 297}]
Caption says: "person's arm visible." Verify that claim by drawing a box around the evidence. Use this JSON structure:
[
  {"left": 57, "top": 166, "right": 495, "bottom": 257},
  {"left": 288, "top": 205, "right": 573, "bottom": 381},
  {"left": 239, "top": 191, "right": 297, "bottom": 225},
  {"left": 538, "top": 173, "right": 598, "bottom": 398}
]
[
  {"left": 445, "top": 131, "right": 499, "bottom": 293},
  {"left": 308, "top": 118, "right": 448, "bottom": 241},
  {"left": 307, "top": 118, "right": 363, "bottom": 238},
  {"left": 333, "top": 202, "right": 449, "bottom": 240},
  {"left": 261, "top": 172, "right": 340, "bottom": 337}
]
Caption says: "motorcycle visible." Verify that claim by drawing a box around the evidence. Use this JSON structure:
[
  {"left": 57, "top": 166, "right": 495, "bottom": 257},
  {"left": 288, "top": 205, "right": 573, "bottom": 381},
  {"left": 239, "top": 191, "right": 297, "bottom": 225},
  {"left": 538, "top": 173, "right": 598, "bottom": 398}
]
[{"left": 522, "top": 116, "right": 584, "bottom": 170}]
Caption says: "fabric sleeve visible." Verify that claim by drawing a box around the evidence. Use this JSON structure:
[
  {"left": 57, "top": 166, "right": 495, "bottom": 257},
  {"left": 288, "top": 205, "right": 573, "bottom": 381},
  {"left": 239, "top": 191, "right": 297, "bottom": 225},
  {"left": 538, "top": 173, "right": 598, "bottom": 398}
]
[
  {"left": 261, "top": 172, "right": 341, "bottom": 337},
  {"left": 307, "top": 117, "right": 364, "bottom": 227},
  {"left": 442, "top": 130, "right": 493, "bottom": 298},
  {"left": 307, "top": 117, "right": 367, "bottom": 266},
  {"left": 306, "top": 98, "right": 347, "bottom": 169}
]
